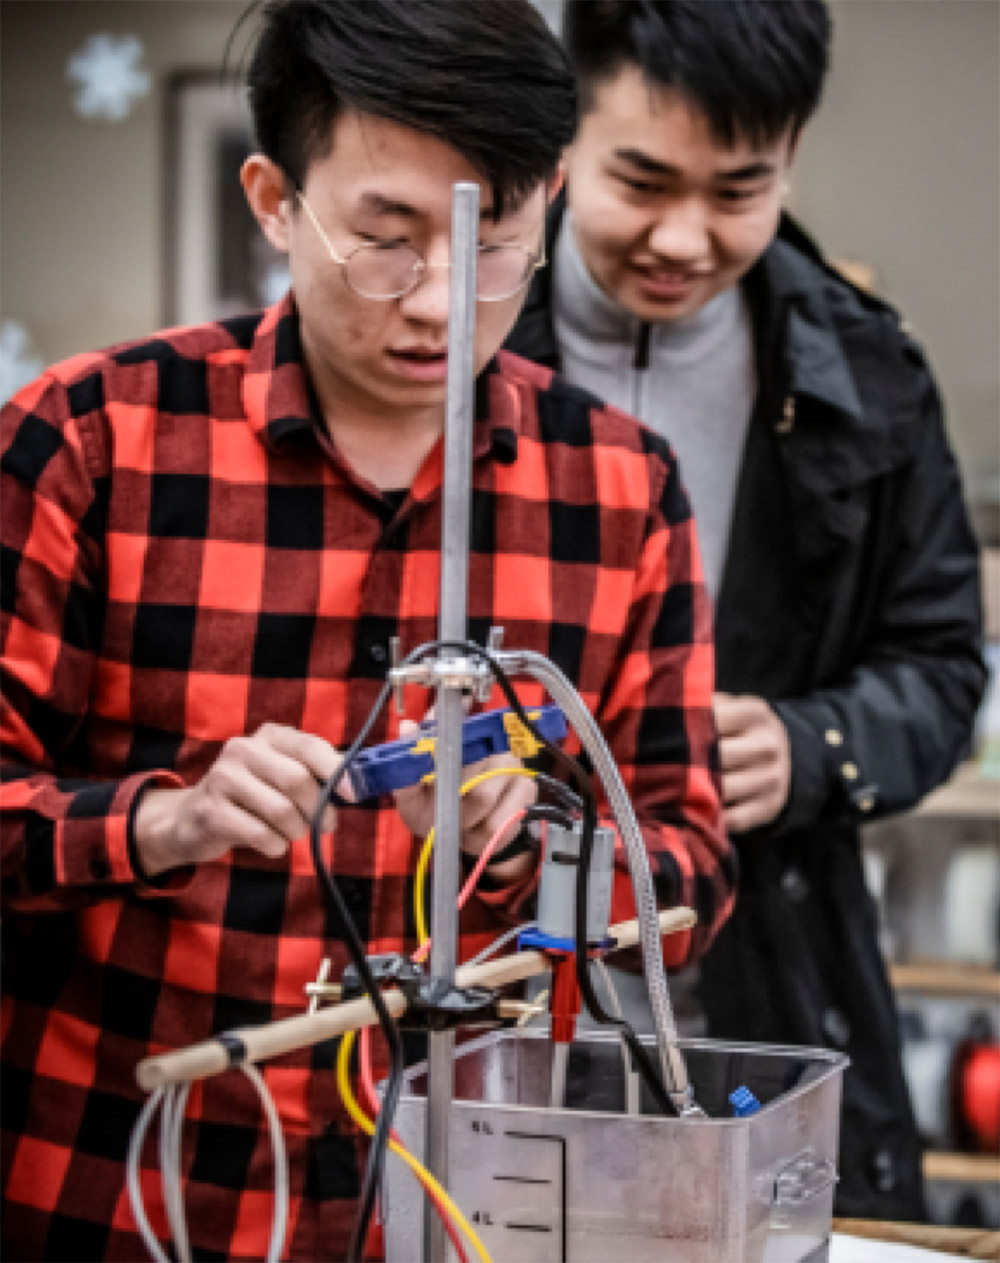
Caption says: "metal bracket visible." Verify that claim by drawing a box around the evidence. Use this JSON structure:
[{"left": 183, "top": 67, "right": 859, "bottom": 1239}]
[
  {"left": 387, "top": 627, "right": 506, "bottom": 713},
  {"left": 340, "top": 953, "right": 425, "bottom": 1001},
  {"left": 390, "top": 635, "right": 405, "bottom": 715},
  {"left": 760, "top": 1148, "right": 839, "bottom": 1223},
  {"left": 388, "top": 654, "right": 491, "bottom": 694},
  {"left": 773, "top": 1149, "right": 838, "bottom": 1206},
  {"left": 405, "top": 975, "right": 500, "bottom": 1033},
  {"left": 336, "top": 953, "right": 502, "bottom": 1033},
  {"left": 475, "top": 626, "right": 504, "bottom": 701}
]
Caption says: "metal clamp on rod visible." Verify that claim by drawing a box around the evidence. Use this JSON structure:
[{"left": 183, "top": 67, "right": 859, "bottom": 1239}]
[
  {"left": 389, "top": 627, "right": 503, "bottom": 712},
  {"left": 387, "top": 654, "right": 492, "bottom": 693},
  {"left": 338, "top": 954, "right": 502, "bottom": 1033}
]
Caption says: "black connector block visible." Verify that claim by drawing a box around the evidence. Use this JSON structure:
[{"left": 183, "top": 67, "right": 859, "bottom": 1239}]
[{"left": 340, "top": 953, "right": 501, "bottom": 1032}]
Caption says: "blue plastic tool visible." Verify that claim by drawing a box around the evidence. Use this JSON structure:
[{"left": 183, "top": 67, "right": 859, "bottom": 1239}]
[
  {"left": 347, "top": 704, "right": 568, "bottom": 802},
  {"left": 729, "top": 1085, "right": 762, "bottom": 1117}
]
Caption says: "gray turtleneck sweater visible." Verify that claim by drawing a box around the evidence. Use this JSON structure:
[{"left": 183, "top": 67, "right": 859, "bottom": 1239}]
[
  {"left": 552, "top": 211, "right": 755, "bottom": 601},
  {"left": 551, "top": 213, "right": 756, "bottom": 1034}
]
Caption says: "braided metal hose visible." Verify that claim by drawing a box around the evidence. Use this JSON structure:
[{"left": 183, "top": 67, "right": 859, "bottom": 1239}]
[{"left": 495, "top": 649, "right": 699, "bottom": 1113}]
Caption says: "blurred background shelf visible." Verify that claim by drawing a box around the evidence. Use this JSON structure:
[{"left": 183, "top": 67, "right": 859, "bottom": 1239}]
[
  {"left": 916, "top": 763, "right": 999, "bottom": 820},
  {"left": 923, "top": 1151, "right": 1000, "bottom": 1183},
  {"left": 891, "top": 962, "right": 1000, "bottom": 998},
  {"left": 862, "top": 549, "right": 999, "bottom": 1231}
]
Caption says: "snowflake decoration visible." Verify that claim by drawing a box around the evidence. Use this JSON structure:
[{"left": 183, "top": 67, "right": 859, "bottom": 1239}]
[
  {"left": 66, "top": 33, "right": 151, "bottom": 122},
  {"left": 0, "top": 322, "right": 44, "bottom": 407}
]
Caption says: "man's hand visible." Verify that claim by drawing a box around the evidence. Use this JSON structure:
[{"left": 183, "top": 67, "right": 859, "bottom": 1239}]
[
  {"left": 393, "top": 716, "right": 538, "bottom": 883},
  {"left": 713, "top": 693, "right": 791, "bottom": 834},
  {"left": 133, "top": 723, "right": 344, "bottom": 878}
]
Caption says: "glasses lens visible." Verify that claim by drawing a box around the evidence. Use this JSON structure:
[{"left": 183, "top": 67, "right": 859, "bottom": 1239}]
[
  {"left": 476, "top": 246, "right": 535, "bottom": 301},
  {"left": 346, "top": 242, "right": 421, "bottom": 299}
]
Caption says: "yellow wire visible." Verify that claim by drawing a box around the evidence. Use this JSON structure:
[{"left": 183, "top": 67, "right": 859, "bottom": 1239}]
[
  {"left": 336, "top": 1030, "right": 492, "bottom": 1263},
  {"left": 335, "top": 769, "right": 537, "bottom": 1260},
  {"left": 413, "top": 766, "right": 539, "bottom": 949}
]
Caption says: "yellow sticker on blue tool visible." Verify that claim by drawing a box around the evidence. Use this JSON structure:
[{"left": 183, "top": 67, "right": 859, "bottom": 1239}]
[{"left": 347, "top": 705, "right": 567, "bottom": 801}]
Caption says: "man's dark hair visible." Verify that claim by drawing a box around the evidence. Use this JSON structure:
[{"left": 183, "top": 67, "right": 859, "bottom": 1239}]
[
  {"left": 244, "top": 0, "right": 577, "bottom": 217},
  {"left": 563, "top": 0, "right": 831, "bottom": 146}
]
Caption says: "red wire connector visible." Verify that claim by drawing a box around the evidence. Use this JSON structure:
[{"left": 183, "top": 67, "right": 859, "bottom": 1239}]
[{"left": 548, "top": 951, "right": 582, "bottom": 1045}]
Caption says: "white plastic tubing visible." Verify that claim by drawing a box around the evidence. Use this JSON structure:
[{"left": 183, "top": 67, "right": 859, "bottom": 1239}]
[{"left": 126, "top": 1063, "right": 289, "bottom": 1263}]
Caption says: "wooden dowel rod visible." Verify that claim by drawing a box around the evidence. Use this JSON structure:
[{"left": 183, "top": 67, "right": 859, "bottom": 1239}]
[
  {"left": 136, "top": 989, "right": 409, "bottom": 1091},
  {"left": 135, "top": 906, "right": 695, "bottom": 1091}
]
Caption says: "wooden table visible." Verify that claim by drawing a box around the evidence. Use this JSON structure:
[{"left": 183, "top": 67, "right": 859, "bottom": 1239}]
[{"left": 834, "top": 1218, "right": 1000, "bottom": 1260}]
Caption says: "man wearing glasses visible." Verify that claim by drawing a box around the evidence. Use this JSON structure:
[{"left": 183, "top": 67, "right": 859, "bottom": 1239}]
[{"left": 0, "top": 2, "right": 733, "bottom": 1258}]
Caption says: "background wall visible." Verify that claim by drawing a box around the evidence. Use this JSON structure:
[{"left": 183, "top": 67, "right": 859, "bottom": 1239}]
[
  {"left": 1, "top": 0, "right": 997, "bottom": 533},
  {"left": 1, "top": 1, "right": 246, "bottom": 359},
  {"left": 790, "top": 0, "right": 999, "bottom": 533}
]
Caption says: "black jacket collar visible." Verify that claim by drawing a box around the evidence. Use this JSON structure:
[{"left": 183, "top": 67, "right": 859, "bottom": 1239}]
[{"left": 507, "top": 191, "right": 916, "bottom": 492}]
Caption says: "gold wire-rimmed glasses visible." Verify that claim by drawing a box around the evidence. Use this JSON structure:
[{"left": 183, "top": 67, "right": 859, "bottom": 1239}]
[{"left": 295, "top": 190, "right": 546, "bottom": 302}]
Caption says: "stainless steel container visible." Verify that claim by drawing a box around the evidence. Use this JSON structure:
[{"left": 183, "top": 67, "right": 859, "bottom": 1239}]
[{"left": 382, "top": 1027, "right": 847, "bottom": 1262}]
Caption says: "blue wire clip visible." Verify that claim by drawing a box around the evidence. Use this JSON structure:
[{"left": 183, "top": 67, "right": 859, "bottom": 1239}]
[
  {"left": 347, "top": 704, "right": 568, "bottom": 801},
  {"left": 729, "top": 1086, "right": 762, "bottom": 1117},
  {"left": 517, "top": 927, "right": 617, "bottom": 954}
]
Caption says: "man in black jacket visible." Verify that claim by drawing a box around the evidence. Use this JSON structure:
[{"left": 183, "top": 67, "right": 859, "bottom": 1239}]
[{"left": 507, "top": 0, "right": 986, "bottom": 1221}]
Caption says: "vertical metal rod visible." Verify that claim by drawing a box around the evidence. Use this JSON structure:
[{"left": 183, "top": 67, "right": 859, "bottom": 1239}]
[{"left": 424, "top": 181, "right": 479, "bottom": 1262}]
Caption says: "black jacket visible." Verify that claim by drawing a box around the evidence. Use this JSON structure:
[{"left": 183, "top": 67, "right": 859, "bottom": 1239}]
[{"left": 507, "top": 201, "right": 987, "bottom": 1219}]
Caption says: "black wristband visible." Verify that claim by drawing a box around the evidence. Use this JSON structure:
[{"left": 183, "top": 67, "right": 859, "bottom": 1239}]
[
  {"left": 126, "top": 779, "right": 182, "bottom": 889},
  {"left": 485, "top": 828, "right": 536, "bottom": 867},
  {"left": 460, "top": 823, "right": 538, "bottom": 892}
]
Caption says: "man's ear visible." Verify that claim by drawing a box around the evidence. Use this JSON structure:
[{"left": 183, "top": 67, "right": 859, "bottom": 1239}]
[
  {"left": 241, "top": 154, "right": 292, "bottom": 253},
  {"left": 785, "top": 125, "right": 804, "bottom": 168}
]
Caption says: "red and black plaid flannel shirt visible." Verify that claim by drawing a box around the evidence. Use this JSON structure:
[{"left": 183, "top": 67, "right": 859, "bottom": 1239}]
[{"left": 1, "top": 295, "right": 733, "bottom": 1261}]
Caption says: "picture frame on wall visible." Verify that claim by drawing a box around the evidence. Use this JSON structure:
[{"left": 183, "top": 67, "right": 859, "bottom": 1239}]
[{"left": 164, "top": 70, "right": 289, "bottom": 327}]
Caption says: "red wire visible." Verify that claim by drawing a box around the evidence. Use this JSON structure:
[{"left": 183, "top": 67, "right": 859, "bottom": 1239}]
[
  {"left": 412, "top": 807, "right": 528, "bottom": 964},
  {"left": 358, "top": 1026, "right": 470, "bottom": 1263}
]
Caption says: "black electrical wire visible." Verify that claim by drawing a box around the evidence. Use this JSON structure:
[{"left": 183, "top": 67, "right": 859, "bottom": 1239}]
[
  {"left": 308, "top": 647, "right": 566, "bottom": 1259},
  {"left": 309, "top": 636, "right": 673, "bottom": 1260},
  {"left": 307, "top": 648, "right": 574, "bottom": 1258},
  {"left": 404, "top": 640, "right": 675, "bottom": 1114},
  {"left": 308, "top": 679, "right": 403, "bottom": 1263},
  {"left": 522, "top": 801, "right": 578, "bottom": 832},
  {"left": 526, "top": 772, "right": 583, "bottom": 814},
  {"left": 571, "top": 772, "right": 677, "bottom": 1117}
]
